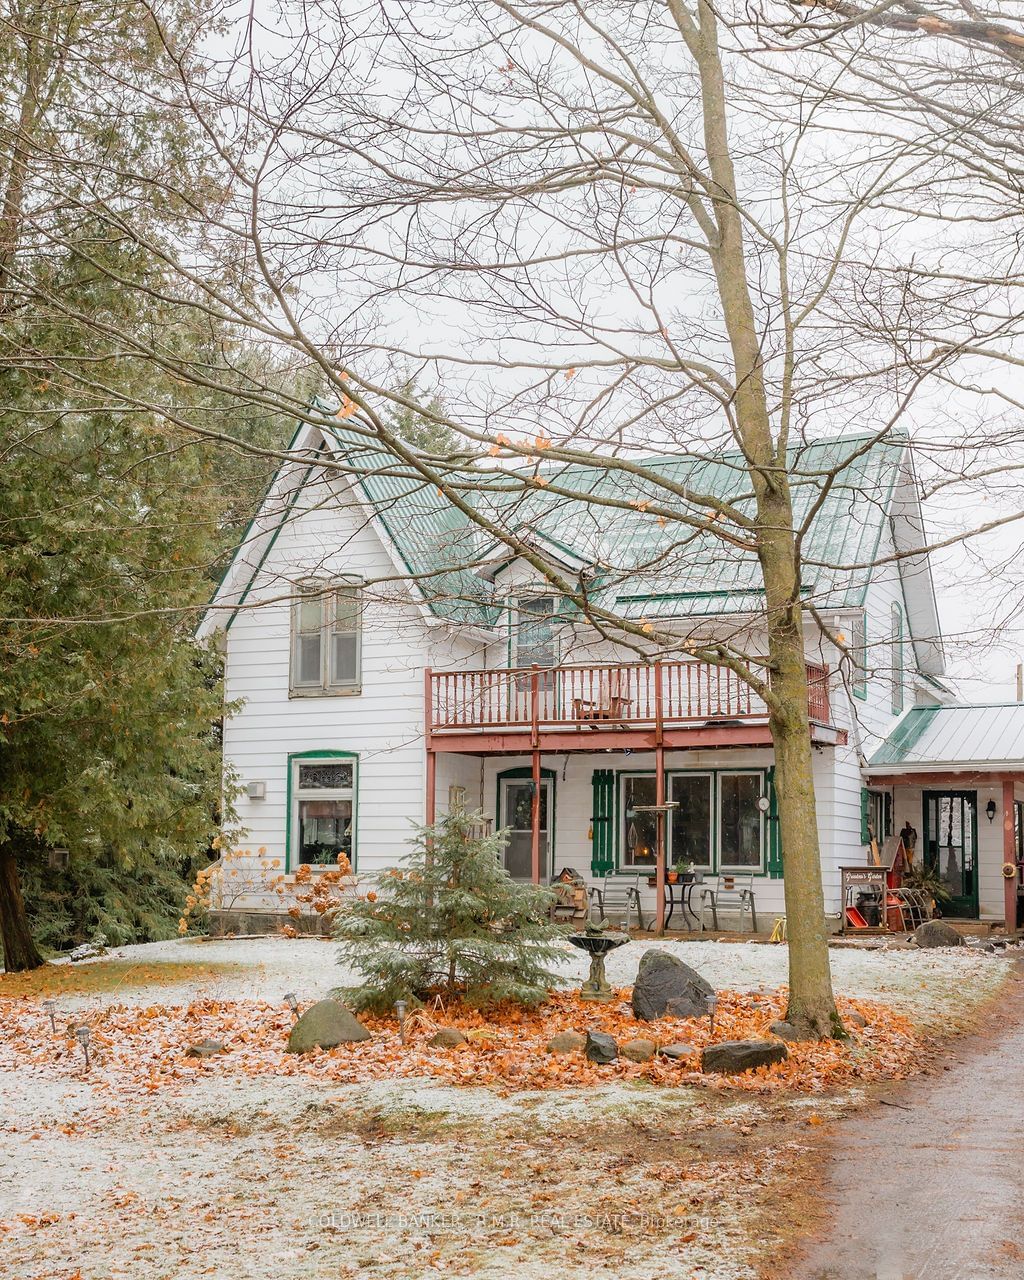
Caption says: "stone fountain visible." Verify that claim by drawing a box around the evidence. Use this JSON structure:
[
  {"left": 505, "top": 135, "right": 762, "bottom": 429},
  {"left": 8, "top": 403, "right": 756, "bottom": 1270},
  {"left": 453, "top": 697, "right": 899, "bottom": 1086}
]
[{"left": 567, "top": 921, "right": 631, "bottom": 1002}]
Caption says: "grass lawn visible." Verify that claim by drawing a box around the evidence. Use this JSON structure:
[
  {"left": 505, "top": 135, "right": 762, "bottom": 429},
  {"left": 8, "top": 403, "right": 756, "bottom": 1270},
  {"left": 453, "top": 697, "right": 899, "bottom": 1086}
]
[{"left": 0, "top": 936, "right": 1010, "bottom": 1280}]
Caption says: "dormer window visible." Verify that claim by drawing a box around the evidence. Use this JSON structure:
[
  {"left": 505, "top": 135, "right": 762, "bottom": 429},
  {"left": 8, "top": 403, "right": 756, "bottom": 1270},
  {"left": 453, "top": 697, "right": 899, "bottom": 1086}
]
[{"left": 290, "top": 580, "right": 362, "bottom": 695}]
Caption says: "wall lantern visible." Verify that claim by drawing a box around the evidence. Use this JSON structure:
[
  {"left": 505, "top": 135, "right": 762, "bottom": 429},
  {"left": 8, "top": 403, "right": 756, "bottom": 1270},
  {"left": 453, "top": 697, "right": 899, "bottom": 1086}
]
[{"left": 986, "top": 799, "right": 997, "bottom": 823}]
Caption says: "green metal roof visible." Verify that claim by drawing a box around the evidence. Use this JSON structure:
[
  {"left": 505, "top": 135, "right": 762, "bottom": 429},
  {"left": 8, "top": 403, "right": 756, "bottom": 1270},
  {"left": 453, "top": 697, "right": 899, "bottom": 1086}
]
[
  {"left": 319, "top": 420, "right": 907, "bottom": 628},
  {"left": 870, "top": 705, "right": 1024, "bottom": 769}
]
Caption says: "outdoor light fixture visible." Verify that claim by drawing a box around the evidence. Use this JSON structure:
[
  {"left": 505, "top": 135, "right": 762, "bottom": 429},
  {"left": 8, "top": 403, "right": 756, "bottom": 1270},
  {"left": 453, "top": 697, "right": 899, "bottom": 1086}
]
[
  {"left": 705, "top": 993, "right": 718, "bottom": 1037},
  {"left": 395, "top": 1000, "right": 408, "bottom": 1045},
  {"left": 74, "top": 1025, "right": 91, "bottom": 1069},
  {"left": 42, "top": 1000, "right": 57, "bottom": 1034},
  {"left": 283, "top": 992, "right": 299, "bottom": 1020},
  {"left": 987, "top": 799, "right": 997, "bottom": 823}
]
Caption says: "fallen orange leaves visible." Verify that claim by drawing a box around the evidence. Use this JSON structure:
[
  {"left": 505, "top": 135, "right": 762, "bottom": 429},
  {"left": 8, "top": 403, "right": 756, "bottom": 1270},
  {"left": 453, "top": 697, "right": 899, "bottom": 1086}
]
[{"left": 0, "top": 987, "right": 924, "bottom": 1098}]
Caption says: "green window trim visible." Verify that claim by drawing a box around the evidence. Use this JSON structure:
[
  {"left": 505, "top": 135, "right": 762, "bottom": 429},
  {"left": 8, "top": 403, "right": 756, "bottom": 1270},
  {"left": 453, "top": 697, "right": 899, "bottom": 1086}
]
[
  {"left": 495, "top": 766, "right": 557, "bottom": 880},
  {"left": 612, "top": 767, "right": 779, "bottom": 878},
  {"left": 285, "top": 749, "right": 359, "bottom": 872}
]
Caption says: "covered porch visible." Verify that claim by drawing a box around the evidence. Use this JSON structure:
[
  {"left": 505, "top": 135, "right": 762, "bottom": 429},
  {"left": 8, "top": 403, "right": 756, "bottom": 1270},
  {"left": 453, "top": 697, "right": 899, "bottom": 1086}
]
[{"left": 867, "top": 705, "right": 1024, "bottom": 933}]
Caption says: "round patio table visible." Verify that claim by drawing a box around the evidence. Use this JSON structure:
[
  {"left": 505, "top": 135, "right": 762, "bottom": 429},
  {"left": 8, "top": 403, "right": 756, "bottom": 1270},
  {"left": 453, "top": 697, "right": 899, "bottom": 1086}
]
[{"left": 664, "top": 878, "right": 699, "bottom": 931}]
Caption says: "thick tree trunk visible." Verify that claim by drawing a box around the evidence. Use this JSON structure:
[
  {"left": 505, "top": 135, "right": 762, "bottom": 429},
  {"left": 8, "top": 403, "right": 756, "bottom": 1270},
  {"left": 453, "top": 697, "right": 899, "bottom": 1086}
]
[{"left": 0, "top": 841, "right": 44, "bottom": 972}]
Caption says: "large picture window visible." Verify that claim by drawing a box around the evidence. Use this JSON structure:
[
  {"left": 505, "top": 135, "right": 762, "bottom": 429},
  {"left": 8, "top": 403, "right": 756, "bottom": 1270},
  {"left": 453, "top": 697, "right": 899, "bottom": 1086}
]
[
  {"left": 670, "top": 773, "right": 713, "bottom": 868},
  {"left": 621, "top": 775, "right": 658, "bottom": 868},
  {"left": 851, "top": 610, "right": 868, "bottom": 700},
  {"left": 619, "top": 769, "right": 767, "bottom": 873},
  {"left": 718, "top": 772, "right": 764, "bottom": 869},
  {"left": 290, "top": 580, "right": 363, "bottom": 694},
  {"left": 290, "top": 756, "right": 356, "bottom": 867}
]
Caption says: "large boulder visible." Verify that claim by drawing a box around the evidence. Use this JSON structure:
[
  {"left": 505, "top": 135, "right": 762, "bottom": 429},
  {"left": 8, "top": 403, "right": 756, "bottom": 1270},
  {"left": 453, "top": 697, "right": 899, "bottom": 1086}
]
[
  {"left": 286, "top": 999, "right": 371, "bottom": 1053},
  {"left": 585, "top": 1031, "right": 618, "bottom": 1064},
  {"left": 914, "top": 920, "right": 965, "bottom": 949},
  {"left": 632, "top": 949, "right": 714, "bottom": 1021},
  {"left": 701, "top": 1039, "right": 789, "bottom": 1075}
]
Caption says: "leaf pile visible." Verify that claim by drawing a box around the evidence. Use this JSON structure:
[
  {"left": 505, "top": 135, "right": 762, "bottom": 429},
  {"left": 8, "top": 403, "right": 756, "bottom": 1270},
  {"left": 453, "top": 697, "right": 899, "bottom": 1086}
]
[{"left": 0, "top": 987, "right": 925, "bottom": 1096}]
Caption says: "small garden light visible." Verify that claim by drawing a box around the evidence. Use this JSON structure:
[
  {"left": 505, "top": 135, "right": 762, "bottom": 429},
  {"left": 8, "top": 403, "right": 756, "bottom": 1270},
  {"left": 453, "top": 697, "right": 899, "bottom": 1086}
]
[
  {"left": 283, "top": 992, "right": 299, "bottom": 1020},
  {"left": 74, "top": 1025, "right": 91, "bottom": 1069},
  {"left": 705, "top": 993, "right": 718, "bottom": 1037},
  {"left": 395, "top": 999, "right": 408, "bottom": 1045},
  {"left": 42, "top": 999, "right": 57, "bottom": 1034}
]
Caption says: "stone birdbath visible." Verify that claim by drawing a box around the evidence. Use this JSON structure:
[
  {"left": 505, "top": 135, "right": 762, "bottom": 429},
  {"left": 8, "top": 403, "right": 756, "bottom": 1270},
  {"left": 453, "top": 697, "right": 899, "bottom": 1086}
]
[{"left": 567, "top": 923, "right": 631, "bottom": 1002}]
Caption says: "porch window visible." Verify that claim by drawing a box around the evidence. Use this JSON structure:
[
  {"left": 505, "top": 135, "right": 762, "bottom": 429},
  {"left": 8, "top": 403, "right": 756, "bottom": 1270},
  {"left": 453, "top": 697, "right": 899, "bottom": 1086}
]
[
  {"left": 890, "top": 603, "right": 904, "bottom": 715},
  {"left": 718, "top": 772, "right": 765, "bottom": 870},
  {"left": 291, "top": 756, "right": 356, "bottom": 867},
  {"left": 290, "top": 579, "right": 362, "bottom": 694},
  {"left": 621, "top": 775, "right": 658, "bottom": 868}
]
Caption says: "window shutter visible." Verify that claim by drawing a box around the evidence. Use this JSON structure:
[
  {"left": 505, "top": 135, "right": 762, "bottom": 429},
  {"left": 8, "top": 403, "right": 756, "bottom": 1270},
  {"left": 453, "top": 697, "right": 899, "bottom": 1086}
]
[
  {"left": 766, "top": 767, "right": 783, "bottom": 878},
  {"left": 591, "top": 769, "right": 614, "bottom": 876},
  {"left": 860, "top": 788, "right": 871, "bottom": 844}
]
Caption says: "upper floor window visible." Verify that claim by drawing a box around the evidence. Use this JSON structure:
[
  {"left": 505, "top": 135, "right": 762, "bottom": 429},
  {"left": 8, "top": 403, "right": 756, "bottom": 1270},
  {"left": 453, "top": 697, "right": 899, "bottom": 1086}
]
[
  {"left": 890, "top": 602, "right": 904, "bottom": 715},
  {"left": 851, "top": 611, "right": 867, "bottom": 700},
  {"left": 291, "top": 580, "right": 362, "bottom": 695},
  {"left": 512, "top": 593, "right": 558, "bottom": 669}
]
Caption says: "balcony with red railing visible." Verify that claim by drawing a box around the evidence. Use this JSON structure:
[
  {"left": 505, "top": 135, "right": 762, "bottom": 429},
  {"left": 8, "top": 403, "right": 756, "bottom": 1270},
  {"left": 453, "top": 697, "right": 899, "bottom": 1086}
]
[{"left": 425, "top": 660, "right": 838, "bottom": 754}]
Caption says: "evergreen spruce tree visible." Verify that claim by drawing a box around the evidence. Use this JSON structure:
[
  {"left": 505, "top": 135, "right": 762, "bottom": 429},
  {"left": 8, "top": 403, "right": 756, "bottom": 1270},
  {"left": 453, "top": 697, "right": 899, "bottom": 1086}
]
[{"left": 335, "top": 812, "right": 567, "bottom": 1011}]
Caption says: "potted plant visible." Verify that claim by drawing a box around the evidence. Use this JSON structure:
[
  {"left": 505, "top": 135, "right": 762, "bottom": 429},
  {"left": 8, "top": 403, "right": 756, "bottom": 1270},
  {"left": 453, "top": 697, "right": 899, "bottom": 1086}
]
[{"left": 673, "top": 860, "right": 696, "bottom": 883}]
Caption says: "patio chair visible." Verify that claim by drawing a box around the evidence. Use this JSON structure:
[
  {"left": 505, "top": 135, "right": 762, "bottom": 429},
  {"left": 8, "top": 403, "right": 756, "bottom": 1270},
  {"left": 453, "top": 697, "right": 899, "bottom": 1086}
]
[
  {"left": 699, "top": 872, "right": 758, "bottom": 933},
  {"left": 572, "top": 670, "right": 632, "bottom": 723},
  {"left": 588, "top": 872, "right": 645, "bottom": 931}
]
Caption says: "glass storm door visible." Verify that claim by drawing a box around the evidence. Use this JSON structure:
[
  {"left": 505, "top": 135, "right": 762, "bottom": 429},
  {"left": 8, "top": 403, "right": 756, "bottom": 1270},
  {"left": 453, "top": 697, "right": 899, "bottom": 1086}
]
[
  {"left": 923, "top": 791, "right": 978, "bottom": 918},
  {"left": 500, "top": 778, "right": 550, "bottom": 881}
]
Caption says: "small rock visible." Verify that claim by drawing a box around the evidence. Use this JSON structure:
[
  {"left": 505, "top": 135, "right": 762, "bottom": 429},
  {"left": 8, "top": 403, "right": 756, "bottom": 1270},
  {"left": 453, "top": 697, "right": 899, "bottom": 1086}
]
[
  {"left": 186, "top": 1039, "right": 225, "bottom": 1058},
  {"left": 701, "top": 1039, "right": 789, "bottom": 1075},
  {"left": 914, "top": 921, "right": 965, "bottom": 949},
  {"left": 428, "top": 1028, "right": 468, "bottom": 1048},
  {"left": 657, "top": 1042, "right": 699, "bottom": 1061},
  {"left": 585, "top": 1031, "right": 618, "bottom": 1064},
  {"left": 546, "top": 1031, "right": 586, "bottom": 1055},
  {"left": 769, "top": 1020, "right": 803, "bottom": 1042},
  {"left": 67, "top": 942, "right": 105, "bottom": 963},
  {"left": 286, "top": 999, "right": 371, "bottom": 1053},
  {"left": 620, "top": 1038, "right": 657, "bottom": 1063},
  {"left": 632, "top": 949, "right": 714, "bottom": 1021}
]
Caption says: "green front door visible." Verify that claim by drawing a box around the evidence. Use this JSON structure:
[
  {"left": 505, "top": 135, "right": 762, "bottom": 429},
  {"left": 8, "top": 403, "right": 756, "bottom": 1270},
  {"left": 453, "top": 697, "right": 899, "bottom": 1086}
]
[{"left": 923, "top": 791, "right": 979, "bottom": 919}]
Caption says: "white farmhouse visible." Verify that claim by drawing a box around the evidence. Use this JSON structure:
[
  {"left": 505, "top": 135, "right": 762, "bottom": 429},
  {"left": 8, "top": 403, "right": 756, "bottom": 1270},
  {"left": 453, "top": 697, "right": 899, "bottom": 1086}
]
[{"left": 199, "top": 415, "right": 1024, "bottom": 933}]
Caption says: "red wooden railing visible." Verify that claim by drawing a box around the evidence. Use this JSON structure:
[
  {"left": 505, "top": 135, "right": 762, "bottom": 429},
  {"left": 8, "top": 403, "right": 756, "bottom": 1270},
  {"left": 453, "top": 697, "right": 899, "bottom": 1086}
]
[{"left": 427, "top": 660, "right": 831, "bottom": 735}]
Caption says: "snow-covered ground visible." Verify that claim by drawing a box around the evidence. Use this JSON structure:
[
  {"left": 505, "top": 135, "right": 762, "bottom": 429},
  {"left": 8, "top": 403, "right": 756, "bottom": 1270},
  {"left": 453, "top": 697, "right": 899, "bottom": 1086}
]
[
  {"left": 54, "top": 933, "right": 1009, "bottom": 1023},
  {"left": 0, "top": 937, "right": 1011, "bottom": 1280}
]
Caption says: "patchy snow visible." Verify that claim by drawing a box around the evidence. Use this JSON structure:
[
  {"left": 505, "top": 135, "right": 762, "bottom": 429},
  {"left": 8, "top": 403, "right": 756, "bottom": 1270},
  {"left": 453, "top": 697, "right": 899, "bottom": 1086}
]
[
  {"left": 67, "top": 933, "right": 1011, "bottom": 1023},
  {"left": 0, "top": 935, "right": 1010, "bottom": 1280}
]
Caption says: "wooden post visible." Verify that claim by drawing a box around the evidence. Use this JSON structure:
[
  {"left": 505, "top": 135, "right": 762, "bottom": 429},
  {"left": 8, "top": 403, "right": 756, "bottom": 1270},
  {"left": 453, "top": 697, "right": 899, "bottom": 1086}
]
[
  {"left": 654, "top": 663, "right": 666, "bottom": 934},
  {"left": 655, "top": 744, "right": 666, "bottom": 935},
  {"left": 425, "top": 749, "right": 436, "bottom": 827},
  {"left": 531, "top": 747, "right": 542, "bottom": 885},
  {"left": 1003, "top": 780, "right": 1017, "bottom": 935}
]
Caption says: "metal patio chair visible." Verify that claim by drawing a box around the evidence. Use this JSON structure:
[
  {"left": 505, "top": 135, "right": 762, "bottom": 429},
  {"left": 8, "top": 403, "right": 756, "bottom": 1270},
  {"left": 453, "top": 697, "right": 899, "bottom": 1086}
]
[
  {"left": 699, "top": 872, "right": 758, "bottom": 933},
  {"left": 588, "top": 872, "right": 645, "bottom": 931}
]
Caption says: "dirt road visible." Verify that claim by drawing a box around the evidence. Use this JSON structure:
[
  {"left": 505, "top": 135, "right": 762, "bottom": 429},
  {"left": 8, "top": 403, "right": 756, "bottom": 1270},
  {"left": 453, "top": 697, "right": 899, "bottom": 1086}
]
[{"left": 797, "top": 965, "right": 1024, "bottom": 1280}]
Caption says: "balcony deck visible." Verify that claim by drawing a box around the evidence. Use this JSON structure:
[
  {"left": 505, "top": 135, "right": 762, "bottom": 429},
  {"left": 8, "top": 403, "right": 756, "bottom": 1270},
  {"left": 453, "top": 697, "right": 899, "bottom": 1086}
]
[{"left": 425, "top": 660, "right": 839, "bottom": 755}]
